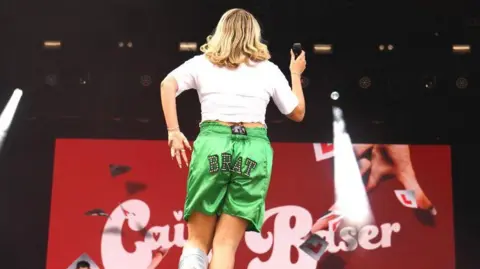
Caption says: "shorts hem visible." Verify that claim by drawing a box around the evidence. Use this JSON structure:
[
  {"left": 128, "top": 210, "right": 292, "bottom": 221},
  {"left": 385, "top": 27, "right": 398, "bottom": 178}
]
[
  {"left": 222, "top": 210, "right": 262, "bottom": 233},
  {"left": 183, "top": 207, "right": 219, "bottom": 223},
  {"left": 184, "top": 208, "right": 262, "bottom": 233}
]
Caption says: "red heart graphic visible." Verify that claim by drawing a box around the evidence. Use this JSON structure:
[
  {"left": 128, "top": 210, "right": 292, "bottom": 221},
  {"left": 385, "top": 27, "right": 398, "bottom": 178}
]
[
  {"left": 153, "top": 232, "right": 160, "bottom": 241},
  {"left": 307, "top": 241, "right": 323, "bottom": 254},
  {"left": 401, "top": 194, "right": 413, "bottom": 205},
  {"left": 321, "top": 143, "right": 334, "bottom": 154}
]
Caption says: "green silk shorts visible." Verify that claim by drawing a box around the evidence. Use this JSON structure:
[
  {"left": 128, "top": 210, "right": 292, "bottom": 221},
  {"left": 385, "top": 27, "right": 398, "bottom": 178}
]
[{"left": 183, "top": 121, "right": 273, "bottom": 232}]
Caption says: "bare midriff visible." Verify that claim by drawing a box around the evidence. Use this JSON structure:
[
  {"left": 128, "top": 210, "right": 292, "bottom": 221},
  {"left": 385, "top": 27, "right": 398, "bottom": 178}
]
[{"left": 209, "top": 120, "right": 265, "bottom": 128}]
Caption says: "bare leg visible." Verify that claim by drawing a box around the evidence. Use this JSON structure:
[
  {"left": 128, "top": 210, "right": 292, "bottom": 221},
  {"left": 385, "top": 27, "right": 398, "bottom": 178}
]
[
  {"left": 185, "top": 212, "right": 217, "bottom": 253},
  {"left": 209, "top": 214, "right": 248, "bottom": 269},
  {"left": 179, "top": 212, "right": 217, "bottom": 269}
]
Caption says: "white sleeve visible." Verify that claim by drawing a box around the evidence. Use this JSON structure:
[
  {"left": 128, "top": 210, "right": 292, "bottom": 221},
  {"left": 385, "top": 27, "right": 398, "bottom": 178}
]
[
  {"left": 270, "top": 65, "right": 299, "bottom": 115},
  {"left": 166, "top": 56, "right": 200, "bottom": 97}
]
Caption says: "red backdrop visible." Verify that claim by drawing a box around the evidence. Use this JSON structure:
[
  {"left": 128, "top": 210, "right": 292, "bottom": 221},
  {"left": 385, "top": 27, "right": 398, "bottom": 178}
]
[{"left": 46, "top": 139, "right": 455, "bottom": 269}]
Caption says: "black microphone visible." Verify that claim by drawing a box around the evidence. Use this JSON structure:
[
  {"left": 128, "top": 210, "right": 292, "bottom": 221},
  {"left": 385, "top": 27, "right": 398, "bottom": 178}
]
[
  {"left": 293, "top": 43, "right": 302, "bottom": 59},
  {"left": 292, "top": 43, "right": 309, "bottom": 88}
]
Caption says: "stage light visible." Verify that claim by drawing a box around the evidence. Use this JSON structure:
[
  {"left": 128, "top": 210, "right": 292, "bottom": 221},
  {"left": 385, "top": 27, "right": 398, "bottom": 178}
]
[
  {"left": 79, "top": 72, "right": 91, "bottom": 85},
  {"left": 127, "top": 41, "right": 133, "bottom": 48},
  {"left": 331, "top": 91, "right": 340, "bottom": 100},
  {"left": 0, "top": 89, "right": 23, "bottom": 131},
  {"left": 43, "top": 40, "right": 62, "bottom": 50},
  {"left": 313, "top": 44, "right": 333, "bottom": 54},
  {"left": 468, "top": 17, "right": 480, "bottom": 27},
  {"left": 423, "top": 75, "right": 437, "bottom": 89},
  {"left": 118, "top": 42, "right": 125, "bottom": 48},
  {"left": 136, "top": 118, "right": 150, "bottom": 123},
  {"left": 379, "top": 44, "right": 393, "bottom": 52},
  {"left": 140, "top": 75, "right": 152, "bottom": 87},
  {"left": 179, "top": 42, "right": 197, "bottom": 52},
  {"left": 45, "top": 74, "right": 58, "bottom": 86},
  {"left": 0, "top": 89, "right": 23, "bottom": 151},
  {"left": 358, "top": 76, "right": 372, "bottom": 89},
  {"left": 452, "top": 44, "right": 470, "bottom": 54},
  {"left": 332, "top": 106, "right": 372, "bottom": 225},
  {"left": 456, "top": 77, "right": 468, "bottom": 89}
]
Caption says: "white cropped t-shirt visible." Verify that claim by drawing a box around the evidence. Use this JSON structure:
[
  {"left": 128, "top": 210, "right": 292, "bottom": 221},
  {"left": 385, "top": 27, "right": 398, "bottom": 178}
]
[{"left": 167, "top": 54, "right": 299, "bottom": 124}]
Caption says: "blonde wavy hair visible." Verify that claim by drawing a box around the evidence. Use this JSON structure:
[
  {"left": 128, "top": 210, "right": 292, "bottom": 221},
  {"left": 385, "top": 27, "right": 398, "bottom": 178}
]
[{"left": 200, "top": 8, "right": 271, "bottom": 68}]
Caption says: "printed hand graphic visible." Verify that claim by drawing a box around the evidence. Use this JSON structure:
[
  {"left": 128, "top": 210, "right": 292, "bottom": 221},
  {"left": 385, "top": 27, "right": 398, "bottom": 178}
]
[
  {"left": 356, "top": 144, "right": 435, "bottom": 212},
  {"left": 308, "top": 144, "right": 436, "bottom": 236}
]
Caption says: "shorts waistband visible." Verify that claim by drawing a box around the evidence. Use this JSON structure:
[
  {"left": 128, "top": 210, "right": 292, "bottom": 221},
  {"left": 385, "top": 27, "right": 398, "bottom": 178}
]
[{"left": 199, "top": 121, "right": 268, "bottom": 140}]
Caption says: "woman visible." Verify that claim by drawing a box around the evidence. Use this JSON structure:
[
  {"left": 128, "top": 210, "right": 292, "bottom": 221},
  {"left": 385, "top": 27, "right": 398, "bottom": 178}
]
[{"left": 160, "top": 8, "right": 306, "bottom": 269}]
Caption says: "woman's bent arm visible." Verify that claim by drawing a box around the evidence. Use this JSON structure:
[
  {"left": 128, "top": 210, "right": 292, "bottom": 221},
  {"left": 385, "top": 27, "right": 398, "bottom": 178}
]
[
  {"left": 288, "top": 73, "right": 306, "bottom": 122},
  {"left": 160, "top": 77, "right": 181, "bottom": 130}
]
